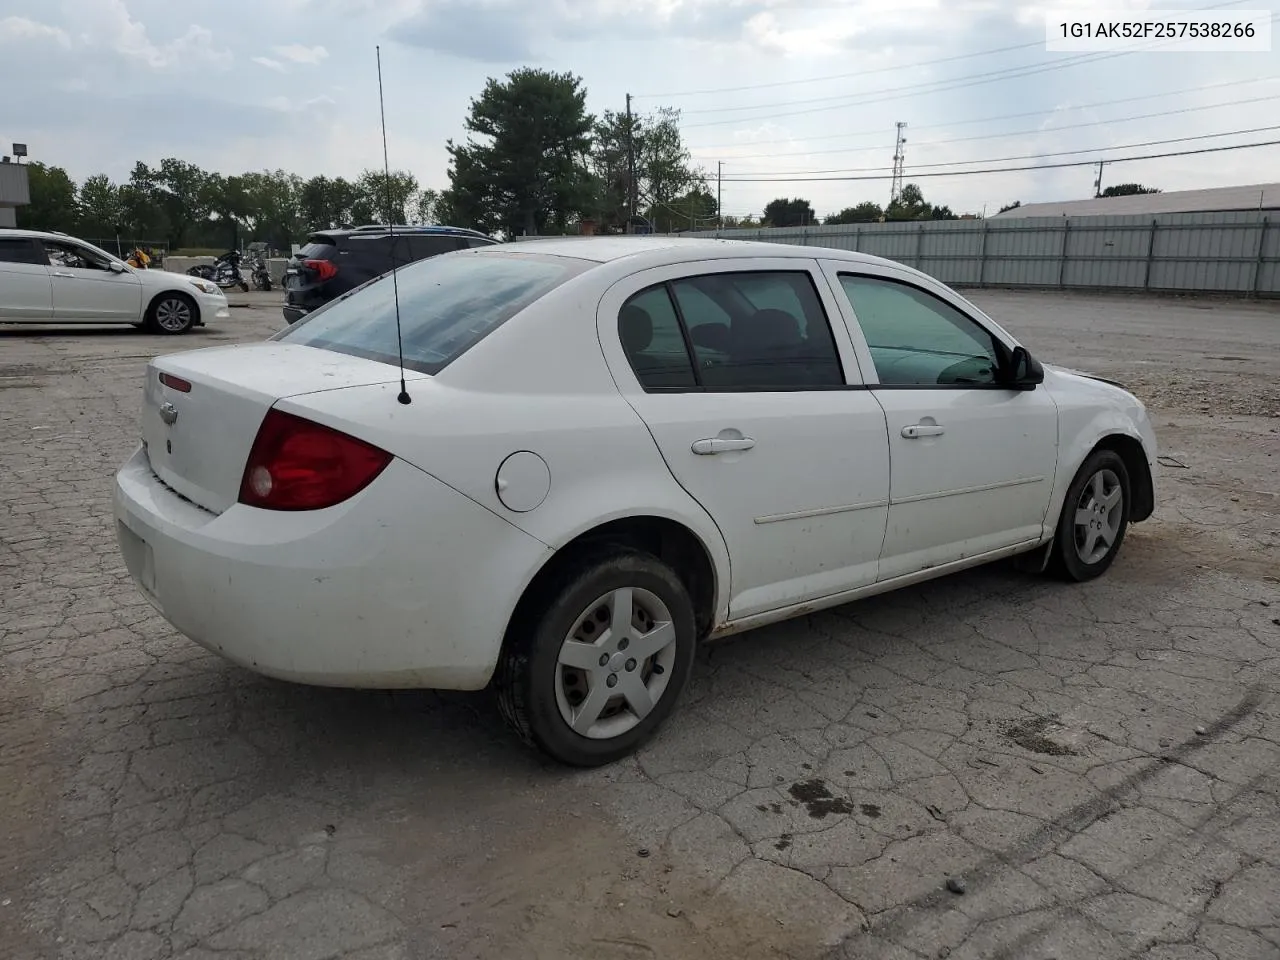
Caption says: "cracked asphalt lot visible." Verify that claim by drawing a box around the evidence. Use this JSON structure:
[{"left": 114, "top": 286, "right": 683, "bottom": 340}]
[{"left": 2, "top": 289, "right": 1279, "bottom": 960}]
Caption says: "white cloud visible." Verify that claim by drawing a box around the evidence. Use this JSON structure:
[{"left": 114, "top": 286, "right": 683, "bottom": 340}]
[
  {"left": 63, "top": 0, "right": 232, "bottom": 70},
  {"left": 254, "top": 56, "right": 286, "bottom": 71},
  {"left": 0, "top": 16, "right": 72, "bottom": 46},
  {"left": 272, "top": 43, "right": 329, "bottom": 65}
]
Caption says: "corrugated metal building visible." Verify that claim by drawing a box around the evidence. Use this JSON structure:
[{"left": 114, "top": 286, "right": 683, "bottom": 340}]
[
  {"left": 0, "top": 159, "right": 31, "bottom": 229},
  {"left": 991, "top": 182, "right": 1280, "bottom": 218}
]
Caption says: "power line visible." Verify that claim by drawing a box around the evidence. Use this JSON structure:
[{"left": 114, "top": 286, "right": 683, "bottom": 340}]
[
  {"left": 699, "top": 95, "right": 1280, "bottom": 164},
  {"left": 706, "top": 138, "right": 1280, "bottom": 184},
  {"left": 634, "top": 0, "right": 1252, "bottom": 100},
  {"left": 714, "top": 124, "right": 1280, "bottom": 178},
  {"left": 681, "top": 8, "right": 1277, "bottom": 129},
  {"left": 685, "top": 77, "right": 1278, "bottom": 157},
  {"left": 632, "top": 40, "right": 1044, "bottom": 99}
]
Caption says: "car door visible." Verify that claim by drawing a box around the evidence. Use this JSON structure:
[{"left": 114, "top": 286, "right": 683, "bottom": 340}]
[
  {"left": 0, "top": 237, "right": 53, "bottom": 320},
  {"left": 41, "top": 239, "right": 143, "bottom": 322},
  {"left": 820, "top": 261, "right": 1059, "bottom": 582},
  {"left": 597, "top": 258, "right": 891, "bottom": 621}
]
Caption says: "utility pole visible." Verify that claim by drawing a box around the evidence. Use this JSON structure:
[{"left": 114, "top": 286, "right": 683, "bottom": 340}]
[
  {"left": 890, "top": 122, "right": 907, "bottom": 207},
  {"left": 1093, "top": 160, "right": 1106, "bottom": 198},
  {"left": 717, "top": 161, "right": 722, "bottom": 229},
  {"left": 626, "top": 93, "right": 636, "bottom": 233}
]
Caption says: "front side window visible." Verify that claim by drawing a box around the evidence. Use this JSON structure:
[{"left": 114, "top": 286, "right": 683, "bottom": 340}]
[
  {"left": 274, "top": 251, "right": 588, "bottom": 375},
  {"left": 43, "top": 240, "right": 113, "bottom": 271},
  {"left": 618, "top": 270, "right": 845, "bottom": 391},
  {"left": 838, "top": 274, "right": 1001, "bottom": 386}
]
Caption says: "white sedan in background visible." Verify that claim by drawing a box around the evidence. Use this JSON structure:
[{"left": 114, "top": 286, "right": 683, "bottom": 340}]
[
  {"left": 113, "top": 237, "right": 1157, "bottom": 766},
  {"left": 0, "top": 229, "right": 229, "bottom": 334}
]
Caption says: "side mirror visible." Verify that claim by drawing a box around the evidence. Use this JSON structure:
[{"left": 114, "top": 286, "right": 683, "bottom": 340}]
[
  {"left": 107, "top": 261, "right": 127, "bottom": 273},
  {"left": 1006, "top": 345, "right": 1044, "bottom": 389}
]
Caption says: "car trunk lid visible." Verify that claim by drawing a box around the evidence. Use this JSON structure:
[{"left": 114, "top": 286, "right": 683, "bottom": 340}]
[{"left": 141, "top": 343, "right": 428, "bottom": 515}]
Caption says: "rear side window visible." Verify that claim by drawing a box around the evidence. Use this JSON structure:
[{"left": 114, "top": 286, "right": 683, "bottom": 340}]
[
  {"left": 620, "top": 271, "right": 845, "bottom": 391},
  {"left": 404, "top": 236, "right": 464, "bottom": 260},
  {"left": 274, "top": 252, "right": 589, "bottom": 375},
  {"left": 0, "top": 238, "right": 44, "bottom": 265}
]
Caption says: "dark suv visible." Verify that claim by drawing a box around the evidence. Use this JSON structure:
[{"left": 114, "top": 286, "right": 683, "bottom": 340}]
[{"left": 283, "top": 225, "right": 496, "bottom": 324}]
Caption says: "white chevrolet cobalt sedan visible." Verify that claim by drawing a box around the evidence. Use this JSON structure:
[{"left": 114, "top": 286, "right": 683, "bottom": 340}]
[
  {"left": 0, "top": 229, "right": 229, "bottom": 334},
  {"left": 114, "top": 237, "right": 1157, "bottom": 766}
]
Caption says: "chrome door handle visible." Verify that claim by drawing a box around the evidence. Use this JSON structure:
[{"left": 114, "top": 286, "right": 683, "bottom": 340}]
[
  {"left": 901, "top": 424, "right": 945, "bottom": 439},
  {"left": 691, "top": 437, "right": 756, "bottom": 455},
  {"left": 52, "top": 271, "right": 75, "bottom": 278}
]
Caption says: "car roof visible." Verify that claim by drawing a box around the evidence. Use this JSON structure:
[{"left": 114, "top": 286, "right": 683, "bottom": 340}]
[
  {"left": 314, "top": 225, "right": 493, "bottom": 241},
  {"left": 487, "top": 235, "right": 902, "bottom": 269},
  {"left": 0, "top": 228, "right": 73, "bottom": 241}
]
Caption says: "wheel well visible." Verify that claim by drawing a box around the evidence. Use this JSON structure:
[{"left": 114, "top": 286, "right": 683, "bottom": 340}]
[
  {"left": 148, "top": 290, "right": 200, "bottom": 323},
  {"left": 1093, "top": 434, "right": 1154, "bottom": 522},
  {"left": 509, "top": 517, "right": 719, "bottom": 644}
]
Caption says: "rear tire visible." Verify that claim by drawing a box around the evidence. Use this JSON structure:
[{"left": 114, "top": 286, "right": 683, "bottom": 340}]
[
  {"left": 145, "top": 293, "right": 196, "bottom": 335},
  {"left": 1051, "top": 449, "right": 1131, "bottom": 582},
  {"left": 495, "top": 550, "right": 697, "bottom": 767}
]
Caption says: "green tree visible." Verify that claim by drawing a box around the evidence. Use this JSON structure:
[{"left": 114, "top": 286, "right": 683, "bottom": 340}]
[
  {"left": 412, "top": 188, "right": 441, "bottom": 225},
  {"left": 886, "top": 183, "right": 929, "bottom": 220},
  {"left": 352, "top": 169, "right": 419, "bottom": 225},
  {"left": 16, "top": 162, "right": 78, "bottom": 231},
  {"left": 76, "top": 173, "right": 123, "bottom": 238},
  {"left": 649, "top": 186, "right": 716, "bottom": 232},
  {"left": 445, "top": 67, "right": 595, "bottom": 236},
  {"left": 1101, "top": 183, "right": 1160, "bottom": 197},
  {"left": 826, "top": 201, "right": 883, "bottom": 224},
  {"left": 637, "top": 107, "right": 702, "bottom": 224},
  {"left": 299, "top": 175, "right": 359, "bottom": 232},
  {"left": 997, "top": 200, "right": 1021, "bottom": 214},
  {"left": 202, "top": 173, "right": 253, "bottom": 249},
  {"left": 239, "top": 170, "right": 303, "bottom": 250},
  {"left": 762, "top": 197, "right": 816, "bottom": 228},
  {"left": 146, "top": 158, "right": 213, "bottom": 248}
]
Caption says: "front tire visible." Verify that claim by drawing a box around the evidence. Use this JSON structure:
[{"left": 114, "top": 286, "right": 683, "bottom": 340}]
[
  {"left": 495, "top": 551, "right": 697, "bottom": 767},
  {"left": 1051, "top": 449, "right": 1131, "bottom": 582},
  {"left": 145, "top": 293, "right": 196, "bottom": 335}
]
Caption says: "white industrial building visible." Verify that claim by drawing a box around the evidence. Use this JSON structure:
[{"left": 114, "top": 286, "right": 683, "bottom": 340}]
[{"left": 991, "top": 182, "right": 1280, "bottom": 218}]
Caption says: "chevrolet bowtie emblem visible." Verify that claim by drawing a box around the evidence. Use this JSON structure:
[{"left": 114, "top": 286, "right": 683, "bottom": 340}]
[{"left": 159, "top": 402, "right": 178, "bottom": 425}]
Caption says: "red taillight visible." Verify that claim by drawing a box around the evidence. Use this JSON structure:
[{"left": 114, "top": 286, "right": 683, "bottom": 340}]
[
  {"left": 159, "top": 372, "right": 191, "bottom": 392},
  {"left": 304, "top": 258, "right": 338, "bottom": 282},
  {"left": 238, "top": 409, "right": 392, "bottom": 511}
]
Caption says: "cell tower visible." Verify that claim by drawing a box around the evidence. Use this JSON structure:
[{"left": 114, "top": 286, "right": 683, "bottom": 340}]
[{"left": 890, "top": 122, "right": 907, "bottom": 206}]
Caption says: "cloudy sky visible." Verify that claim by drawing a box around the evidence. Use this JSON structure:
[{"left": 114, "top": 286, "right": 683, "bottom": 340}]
[{"left": 1, "top": 0, "right": 1278, "bottom": 220}]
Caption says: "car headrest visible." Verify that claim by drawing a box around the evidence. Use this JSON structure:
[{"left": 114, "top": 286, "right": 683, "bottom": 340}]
[
  {"left": 732, "top": 309, "right": 803, "bottom": 355},
  {"left": 620, "top": 304, "right": 654, "bottom": 353}
]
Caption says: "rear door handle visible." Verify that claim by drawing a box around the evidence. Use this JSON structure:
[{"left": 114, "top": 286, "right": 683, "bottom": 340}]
[
  {"left": 52, "top": 271, "right": 75, "bottom": 278},
  {"left": 901, "top": 423, "right": 945, "bottom": 439},
  {"left": 691, "top": 437, "right": 756, "bottom": 455}
]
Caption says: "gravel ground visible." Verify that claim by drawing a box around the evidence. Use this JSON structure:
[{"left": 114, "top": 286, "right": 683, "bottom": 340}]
[{"left": 1, "top": 288, "right": 1279, "bottom": 960}]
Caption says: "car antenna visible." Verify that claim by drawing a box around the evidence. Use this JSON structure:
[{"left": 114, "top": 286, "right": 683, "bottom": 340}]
[{"left": 376, "top": 44, "right": 411, "bottom": 405}]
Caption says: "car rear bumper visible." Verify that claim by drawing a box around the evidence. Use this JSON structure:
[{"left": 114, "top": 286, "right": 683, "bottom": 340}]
[{"left": 113, "top": 444, "right": 551, "bottom": 689}]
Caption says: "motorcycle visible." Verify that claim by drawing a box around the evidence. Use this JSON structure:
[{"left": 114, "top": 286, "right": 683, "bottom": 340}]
[
  {"left": 187, "top": 250, "right": 249, "bottom": 293},
  {"left": 248, "top": 254, "right": 273, "bottom": 291}
]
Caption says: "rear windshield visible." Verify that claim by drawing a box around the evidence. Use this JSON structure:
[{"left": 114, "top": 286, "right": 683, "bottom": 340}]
[
  {"left": 273, "top": 251, "right": 589, "bottom": 375},
  {"left": 296, "top": 239, "right": 337, "bottom": 259}
]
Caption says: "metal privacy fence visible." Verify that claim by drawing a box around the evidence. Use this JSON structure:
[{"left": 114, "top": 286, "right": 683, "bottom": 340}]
[{"left": 522, "top": 211, "right": 1280, "bottom": 297}]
